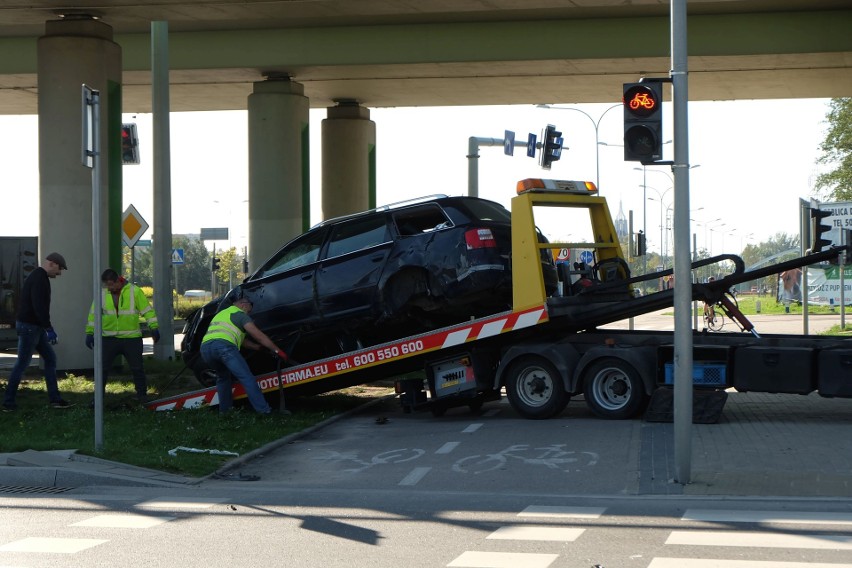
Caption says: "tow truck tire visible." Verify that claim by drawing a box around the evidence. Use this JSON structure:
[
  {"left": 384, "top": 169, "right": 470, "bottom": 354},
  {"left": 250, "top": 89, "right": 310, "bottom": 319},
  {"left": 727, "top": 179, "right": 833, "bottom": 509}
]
[
  {"left": 504, "top": 356, "right": 569, "bottom": 419},
  {"left": 583, "top": 357, "right": 647, "bottom": 419}
]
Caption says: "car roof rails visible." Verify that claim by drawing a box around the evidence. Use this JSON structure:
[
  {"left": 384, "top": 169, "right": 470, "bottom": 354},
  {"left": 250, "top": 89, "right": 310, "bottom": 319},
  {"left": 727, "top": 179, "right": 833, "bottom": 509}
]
[{"left": 314, "top": 194, "right": 450, "bottom": 227}]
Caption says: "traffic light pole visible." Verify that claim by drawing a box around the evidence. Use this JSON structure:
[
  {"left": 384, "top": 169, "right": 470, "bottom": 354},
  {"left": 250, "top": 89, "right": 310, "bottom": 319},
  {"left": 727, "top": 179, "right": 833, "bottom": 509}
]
[{"left": 670, "top": 0, "right": 694, "bottom": 486}]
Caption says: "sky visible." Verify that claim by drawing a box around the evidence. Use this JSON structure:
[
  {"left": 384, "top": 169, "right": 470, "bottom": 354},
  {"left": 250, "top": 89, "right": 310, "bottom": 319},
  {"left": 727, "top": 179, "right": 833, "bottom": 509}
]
[{"left": 0, "top": 98, "right": 833, "bottom": 259}]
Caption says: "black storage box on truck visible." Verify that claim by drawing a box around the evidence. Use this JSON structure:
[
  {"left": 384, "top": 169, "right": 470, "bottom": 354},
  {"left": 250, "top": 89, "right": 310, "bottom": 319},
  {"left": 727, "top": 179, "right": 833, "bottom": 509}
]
[{"left": 0, "top": 237, "right": 38, "bottom": 344}]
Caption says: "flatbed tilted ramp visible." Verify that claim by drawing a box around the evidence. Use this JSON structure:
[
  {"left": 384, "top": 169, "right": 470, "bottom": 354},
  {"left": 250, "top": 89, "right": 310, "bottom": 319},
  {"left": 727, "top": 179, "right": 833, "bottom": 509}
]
[{"left": 148, "top": 304, "right": 548, "bottom": 411}]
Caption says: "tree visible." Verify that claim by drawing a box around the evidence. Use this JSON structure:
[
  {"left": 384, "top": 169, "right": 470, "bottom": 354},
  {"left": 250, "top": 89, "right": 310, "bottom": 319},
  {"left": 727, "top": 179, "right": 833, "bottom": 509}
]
[{"left": 815, "top": 98, "right": 852, "bottom": 201}]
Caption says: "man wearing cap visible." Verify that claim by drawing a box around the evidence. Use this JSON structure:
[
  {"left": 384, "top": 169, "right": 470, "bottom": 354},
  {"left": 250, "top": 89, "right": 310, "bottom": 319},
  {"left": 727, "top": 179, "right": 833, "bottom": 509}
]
[
  {"left": 200, "top": 297, "right": 288, "bottom": 415},
  {"left": 2, "top": 252, "right": 73, "bottom": 411}
]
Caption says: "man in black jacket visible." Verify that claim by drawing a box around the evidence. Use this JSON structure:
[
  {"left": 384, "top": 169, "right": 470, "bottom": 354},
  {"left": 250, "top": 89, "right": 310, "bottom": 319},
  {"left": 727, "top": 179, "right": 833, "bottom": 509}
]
[{"left": 2, "top": 252, "right": 73, "bottom": 411}]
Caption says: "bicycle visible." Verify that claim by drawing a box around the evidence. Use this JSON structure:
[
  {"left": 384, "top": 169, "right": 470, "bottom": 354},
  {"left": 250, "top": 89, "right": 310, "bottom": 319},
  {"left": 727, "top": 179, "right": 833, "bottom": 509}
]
[{"left": 703, "top": 302, "right": 724, "bottom": 331}]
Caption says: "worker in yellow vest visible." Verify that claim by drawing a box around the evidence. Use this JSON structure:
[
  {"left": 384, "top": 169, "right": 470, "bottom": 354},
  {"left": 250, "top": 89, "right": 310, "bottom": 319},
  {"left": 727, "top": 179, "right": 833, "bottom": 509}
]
[
  {"left": 201, "top": 297, "right": 288, "bottom": 414},
  {"left": 85, "top": 268, "right": 160, "bottom": 403}
]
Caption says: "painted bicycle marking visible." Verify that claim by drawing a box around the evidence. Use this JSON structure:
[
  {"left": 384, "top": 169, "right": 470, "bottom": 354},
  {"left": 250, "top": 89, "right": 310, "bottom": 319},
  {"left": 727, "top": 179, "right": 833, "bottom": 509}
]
[
  {"left": 314, "top": 448, "right": 425, "bottom": 474},
  {"left": 452, "top": 444, "right": 599, "bottom": 474}
]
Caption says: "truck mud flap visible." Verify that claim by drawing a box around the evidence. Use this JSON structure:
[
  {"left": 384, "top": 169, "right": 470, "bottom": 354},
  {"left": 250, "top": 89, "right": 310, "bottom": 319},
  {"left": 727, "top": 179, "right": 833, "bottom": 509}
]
[{"left": 644, "top": 387, "right": 728, "bottom": 424}]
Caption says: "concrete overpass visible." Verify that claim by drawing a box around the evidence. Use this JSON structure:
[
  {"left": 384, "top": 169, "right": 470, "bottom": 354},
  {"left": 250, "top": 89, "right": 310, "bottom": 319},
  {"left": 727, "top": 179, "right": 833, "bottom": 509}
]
[
  {"left": 0, "top": 1, "right": 851, "bottom": 114},
  {"left": 2, "top": 0, "right": 850, "bottom": 370}
]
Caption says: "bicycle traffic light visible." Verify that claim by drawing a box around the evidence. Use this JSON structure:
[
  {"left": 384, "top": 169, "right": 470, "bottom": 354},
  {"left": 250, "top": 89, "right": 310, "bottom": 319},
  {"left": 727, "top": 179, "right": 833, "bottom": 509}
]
[
  {"left": 623, "top": 82, "right": 663, "bottom": 164},
  {"left": 539, "top": 124, "right": 563, "bottom": 170},
  {"left": 121, "top": 123, "right": 140, "bottom": 165},
  {"left": 810, "top": 208, "right": 833, "bottom": 253},
  {"left": 211, "top": 257, "right": 221, "bottom": 271}
]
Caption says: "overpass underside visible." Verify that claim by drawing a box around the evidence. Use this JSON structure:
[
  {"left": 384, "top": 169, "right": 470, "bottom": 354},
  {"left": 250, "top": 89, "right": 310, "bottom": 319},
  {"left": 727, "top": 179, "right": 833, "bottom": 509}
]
[{"left": 0, "top": 9, "right": 851, "bottom": 114}]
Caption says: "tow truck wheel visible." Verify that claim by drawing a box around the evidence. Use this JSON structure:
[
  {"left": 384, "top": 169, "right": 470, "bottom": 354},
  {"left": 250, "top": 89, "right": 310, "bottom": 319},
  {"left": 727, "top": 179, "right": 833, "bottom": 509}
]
[
  {"left": 504, "top": 356, "right": 569, "bottom": 419},
  {"left": 583, "top": 358, "right": 647, "bottom": 419}
]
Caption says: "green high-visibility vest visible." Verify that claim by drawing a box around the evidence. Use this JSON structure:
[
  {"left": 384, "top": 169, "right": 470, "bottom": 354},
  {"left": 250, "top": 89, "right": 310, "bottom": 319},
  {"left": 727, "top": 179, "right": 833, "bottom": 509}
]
[{"left": 202, "top": 306, "right": 246, "bottom": 349}]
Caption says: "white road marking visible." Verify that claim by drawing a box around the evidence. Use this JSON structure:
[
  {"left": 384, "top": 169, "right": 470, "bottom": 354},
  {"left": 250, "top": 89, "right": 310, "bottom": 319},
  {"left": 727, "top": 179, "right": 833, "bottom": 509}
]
[
  {"left": 136, "top": 496, "right": 227, "bottom": 509},
  {"left": 518, "top": 505, "right": 605, "bottom": 518},
  {"left": 436, "top": 442, "right": 460, "bottom": 454},
  {"left": 667, "top": 530, "right": 852, "bottom": 549},
  {"left": 462, "top": 423, "right": 483, "bottom": 433},
  {"left": 649, "top": 559, "right": 852, "bottom": 568},
  {"left": 486, "top": 525, "right": 584, "bottom": 541},
  {"left": 398, "top": 467, "right": 431, "bottom": 486},
  {"left": 683, "top": 509, "right": 852, "bottom": 526},
  {"left": 0, "top": 537, "right": 107, "bottom": 553},
  {"left": 71, "top": 514, "right": 175, "bottom": 528},
  {"left": 447, "top": 550, "right": 558, "bottom": 568}
]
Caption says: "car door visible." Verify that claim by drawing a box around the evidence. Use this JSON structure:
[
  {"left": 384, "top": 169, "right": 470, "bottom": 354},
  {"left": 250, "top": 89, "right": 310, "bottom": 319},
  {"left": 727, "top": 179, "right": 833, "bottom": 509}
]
[
  {"left": 241, "top": 227, "right": 329, "bottom": 335},
  {"left": 316, "top": 214, "right": 393, "bottom": 321}
]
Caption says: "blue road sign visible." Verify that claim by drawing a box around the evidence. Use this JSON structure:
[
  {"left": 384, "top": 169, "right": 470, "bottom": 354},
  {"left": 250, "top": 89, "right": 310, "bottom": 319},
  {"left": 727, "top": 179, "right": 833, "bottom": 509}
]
[
  {"left": 504, "top": 130, "right": 515, "bottom": 156},
  {"left": 526, "top": 133, "right": 537, "bottom": 158},
  {"left": 171, "top": 248, "right": 185, "bottom": 265},
  {"left": 579, "top": 250, "right": 594, "bottom": 265}
]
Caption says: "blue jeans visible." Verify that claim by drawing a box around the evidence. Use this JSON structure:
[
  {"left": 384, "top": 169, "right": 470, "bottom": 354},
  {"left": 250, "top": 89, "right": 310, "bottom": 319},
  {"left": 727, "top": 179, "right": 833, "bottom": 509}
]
[
  {"left": 200, "top": 339, "right": 271, "bottom": 414},
  {"left": 3, "top": 321, "right": 61, "bottom": 406}
]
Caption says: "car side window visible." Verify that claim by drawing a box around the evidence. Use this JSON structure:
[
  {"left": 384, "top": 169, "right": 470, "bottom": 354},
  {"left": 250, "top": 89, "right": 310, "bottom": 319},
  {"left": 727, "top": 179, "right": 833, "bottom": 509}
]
[
  {"left": 256, "top": 229, "right": 327, "bottom": 278},
  {"left": 325, "top": 216, "right": 391, "bottom": 259},
  {"left": 393, "top": 205, "right": 452, "bottom": 236}
]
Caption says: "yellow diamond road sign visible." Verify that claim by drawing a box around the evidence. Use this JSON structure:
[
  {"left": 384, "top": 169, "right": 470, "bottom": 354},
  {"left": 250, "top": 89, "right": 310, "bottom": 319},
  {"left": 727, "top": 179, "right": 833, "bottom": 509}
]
[{"left": 122, "top": 204, "right": 149, "bottom": 247}]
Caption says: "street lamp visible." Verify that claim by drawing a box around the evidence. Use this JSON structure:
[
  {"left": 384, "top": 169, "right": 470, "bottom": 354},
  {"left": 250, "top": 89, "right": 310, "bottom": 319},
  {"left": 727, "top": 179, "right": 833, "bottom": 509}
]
[
  {"left": 642, "top": 184, "right": 672, "bottom": 266},
  {"left": 536, "top": 103, "right": 622, "bottom": 190},
  {"left": 707, "top": 221, "right": 726, "bottom": 256}
]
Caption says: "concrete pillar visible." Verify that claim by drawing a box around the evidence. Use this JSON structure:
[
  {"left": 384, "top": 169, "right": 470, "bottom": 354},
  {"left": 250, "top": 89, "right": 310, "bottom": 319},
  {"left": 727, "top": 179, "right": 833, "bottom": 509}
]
[
  {"left": 247, "top": 75, "right": 309, "bottom": 271},
  {"left": 38, "top": 17, "right": 121, "bottom": 370},
  {"left": 322, "top": 100, "right": 376, "bottom": 219}
]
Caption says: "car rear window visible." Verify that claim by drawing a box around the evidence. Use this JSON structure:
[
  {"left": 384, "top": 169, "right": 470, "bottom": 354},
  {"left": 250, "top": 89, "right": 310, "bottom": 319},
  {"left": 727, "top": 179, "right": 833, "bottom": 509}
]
[
  {"left": 393, "top": 204, "right": 452, "bottom": 236},
  {"left": 451, "top": 198, "right": 511, "bottom": 223}
]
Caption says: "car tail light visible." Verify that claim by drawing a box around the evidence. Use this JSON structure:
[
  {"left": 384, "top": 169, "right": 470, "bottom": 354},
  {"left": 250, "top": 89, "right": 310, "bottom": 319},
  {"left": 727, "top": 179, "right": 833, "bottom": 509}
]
[{"left": 465, "top": 228, "right": 497, "bottom": 249}]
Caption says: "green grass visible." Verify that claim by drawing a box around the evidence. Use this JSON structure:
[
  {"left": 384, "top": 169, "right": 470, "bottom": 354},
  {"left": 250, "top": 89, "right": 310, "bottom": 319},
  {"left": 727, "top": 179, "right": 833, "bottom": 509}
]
[{"left": 0, "top": 358, "right": 393, "bottom": 477}]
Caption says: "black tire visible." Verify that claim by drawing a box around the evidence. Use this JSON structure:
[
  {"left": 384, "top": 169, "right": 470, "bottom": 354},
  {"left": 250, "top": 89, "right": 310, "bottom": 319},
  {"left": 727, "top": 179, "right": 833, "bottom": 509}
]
[
  {"left": 504, "top": 356, "right": 569, "bottom": 419},
  {"left": 583, "top": 357, "right": 647, "bottom": 419},
  {"left": 190, "top": 356, "right": 218, "bottom": 388}
]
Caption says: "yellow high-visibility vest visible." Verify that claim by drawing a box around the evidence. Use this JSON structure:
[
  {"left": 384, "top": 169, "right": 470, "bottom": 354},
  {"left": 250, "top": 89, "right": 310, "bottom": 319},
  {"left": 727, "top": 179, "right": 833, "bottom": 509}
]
[
  {"left": 86, "top": 284, "right": 158, "bottom": 339},
  {"left": 202, "top": 306, "right": 246, "bottom": 349}
]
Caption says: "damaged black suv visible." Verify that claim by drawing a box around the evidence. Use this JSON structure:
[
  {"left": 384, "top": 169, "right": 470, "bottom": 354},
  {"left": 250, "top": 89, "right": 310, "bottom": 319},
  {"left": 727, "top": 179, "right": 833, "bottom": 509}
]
[{"left": 181, "top": 194, "right": 558, "bottom": 386}]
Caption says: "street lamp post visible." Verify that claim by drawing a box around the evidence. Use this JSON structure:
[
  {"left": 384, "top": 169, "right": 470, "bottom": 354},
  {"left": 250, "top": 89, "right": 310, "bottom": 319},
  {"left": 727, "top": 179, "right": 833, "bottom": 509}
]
[
  {"left": 643, "top": 185, "right": 672, "bottom": 267},
  {"left": 537, "top": 103, "right": 622, "bottom": 190}
]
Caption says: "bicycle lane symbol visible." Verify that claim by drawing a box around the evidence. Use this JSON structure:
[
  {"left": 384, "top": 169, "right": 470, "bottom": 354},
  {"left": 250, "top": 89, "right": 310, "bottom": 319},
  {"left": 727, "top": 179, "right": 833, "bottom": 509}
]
[
  {"left": 452, "top": 444, "right": 599, "bottom": 475},
  {"left": 314, "top": 448, "right": 425, "bottom": 474}
]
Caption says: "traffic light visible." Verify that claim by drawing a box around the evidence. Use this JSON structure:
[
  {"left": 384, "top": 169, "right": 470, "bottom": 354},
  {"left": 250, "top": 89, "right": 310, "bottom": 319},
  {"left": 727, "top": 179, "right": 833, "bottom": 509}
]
[
  {"left": 810, "top": 208, "right": 832, "bottom": 253},
  {"left": 539, "top": 124, "right": 563, "bottom": 170},
  {"left": 211, "top": 257, "right": 221, "bottom": 271},
  {"left": 635, "top": 230, "right": 646, "bottom": 256},
  {"left": 121, "top": 123, "right": 140, "bottom": 165},
  {"left": 623, "top": 82, "right": 663, "bottom": 164}
]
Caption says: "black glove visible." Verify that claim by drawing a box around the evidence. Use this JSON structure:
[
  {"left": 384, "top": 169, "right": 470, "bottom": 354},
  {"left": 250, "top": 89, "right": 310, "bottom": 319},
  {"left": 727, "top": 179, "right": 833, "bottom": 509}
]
[{"left": 85, "top": 334, "right": 94, "bottom": 350}]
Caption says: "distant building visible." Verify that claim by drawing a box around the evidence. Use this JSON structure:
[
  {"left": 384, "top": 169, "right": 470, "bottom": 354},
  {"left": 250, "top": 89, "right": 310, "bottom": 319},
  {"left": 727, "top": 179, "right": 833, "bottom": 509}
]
[{"left": 614, "top": 200, "right": 628, "bottom": 239}]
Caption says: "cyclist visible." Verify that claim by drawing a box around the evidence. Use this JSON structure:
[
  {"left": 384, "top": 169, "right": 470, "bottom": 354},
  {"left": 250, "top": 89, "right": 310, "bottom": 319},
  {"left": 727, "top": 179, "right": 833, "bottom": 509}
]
[{"left": 703, "top": 276, "right": 717, "bottom": 327}]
